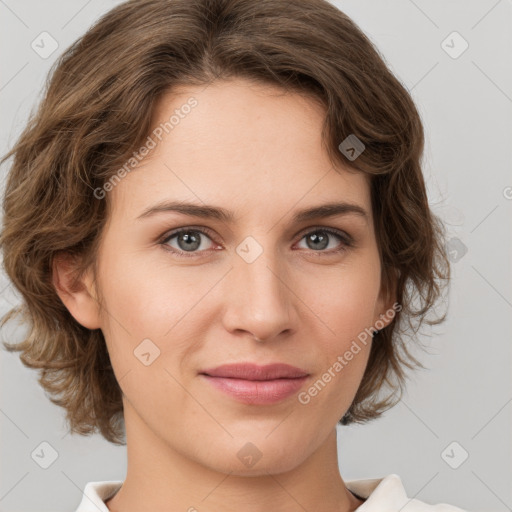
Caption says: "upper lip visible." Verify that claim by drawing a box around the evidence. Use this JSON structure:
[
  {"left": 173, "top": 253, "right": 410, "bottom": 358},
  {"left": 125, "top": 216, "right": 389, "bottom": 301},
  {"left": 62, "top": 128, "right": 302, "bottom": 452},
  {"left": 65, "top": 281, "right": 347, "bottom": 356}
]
[{"left": 200, "top": 363, "right": 309, "bottom": 381}]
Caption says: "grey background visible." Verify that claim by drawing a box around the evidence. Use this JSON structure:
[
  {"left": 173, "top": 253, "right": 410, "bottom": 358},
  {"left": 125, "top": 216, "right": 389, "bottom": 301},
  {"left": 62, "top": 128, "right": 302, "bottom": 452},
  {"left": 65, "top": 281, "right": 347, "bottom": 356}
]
[{"left": 0, "top": 1, "right": 511, "bottom": 511}]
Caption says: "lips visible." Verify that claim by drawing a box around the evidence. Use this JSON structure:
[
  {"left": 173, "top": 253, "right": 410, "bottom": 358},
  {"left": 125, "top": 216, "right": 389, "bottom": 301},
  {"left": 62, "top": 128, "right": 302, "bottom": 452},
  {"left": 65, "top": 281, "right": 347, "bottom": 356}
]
[
  {"left": 200, "top": 363, "right": 309, "bottom": 380},
  {"left": 199, "top": 363, "right": 310, "bottom": 405}
]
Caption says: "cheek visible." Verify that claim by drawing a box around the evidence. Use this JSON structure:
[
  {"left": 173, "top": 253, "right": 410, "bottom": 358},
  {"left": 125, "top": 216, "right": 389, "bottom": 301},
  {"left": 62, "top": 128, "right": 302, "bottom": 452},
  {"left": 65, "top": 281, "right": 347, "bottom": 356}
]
[
  {"left": 96, "top": 248, "right": 225, "bottom": 381},
  {"left": 98, "top": 245, "right": 207, "bottom": 335},
  {"left": 298, "top": 278, "right": 377, "bottom": 415},
  {"left": 95, "top": 256, "right": 197, "bottom": 419},
  {"left": 307, "top": 265, "right": 381, "bottom": 350}
]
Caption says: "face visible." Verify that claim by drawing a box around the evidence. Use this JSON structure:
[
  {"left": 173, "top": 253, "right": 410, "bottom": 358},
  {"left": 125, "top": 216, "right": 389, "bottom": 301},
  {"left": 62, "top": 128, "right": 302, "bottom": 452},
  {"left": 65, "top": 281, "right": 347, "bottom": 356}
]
[{"left": 76, "top": 79, "right": 394, "bottom": 475}]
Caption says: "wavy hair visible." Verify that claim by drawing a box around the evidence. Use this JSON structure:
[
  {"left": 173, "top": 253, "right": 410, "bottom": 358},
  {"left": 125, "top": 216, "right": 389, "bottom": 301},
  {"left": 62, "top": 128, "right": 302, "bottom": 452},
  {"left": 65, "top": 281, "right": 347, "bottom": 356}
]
[{"left": 0, "top": 0, "right": 450, "bottom": 445}]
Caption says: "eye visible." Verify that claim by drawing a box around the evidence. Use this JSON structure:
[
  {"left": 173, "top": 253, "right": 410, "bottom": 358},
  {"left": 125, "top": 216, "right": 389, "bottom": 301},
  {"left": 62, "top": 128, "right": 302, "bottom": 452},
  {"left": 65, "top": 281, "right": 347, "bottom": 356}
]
[
  {"left": 159, "top": 226, "right": 354, "bottom": 258},
  {"left": 160, "top": 227, "right": 217, "bottom": 258},
  {"left": 295, "top": 228, "right": 353, "bottom": 255}
]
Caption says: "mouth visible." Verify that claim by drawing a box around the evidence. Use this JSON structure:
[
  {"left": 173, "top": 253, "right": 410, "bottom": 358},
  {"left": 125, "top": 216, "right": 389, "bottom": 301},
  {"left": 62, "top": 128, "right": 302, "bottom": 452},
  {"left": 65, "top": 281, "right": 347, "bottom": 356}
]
[{"left": 199, "top": 363, "right": 310, "bottom": 405}]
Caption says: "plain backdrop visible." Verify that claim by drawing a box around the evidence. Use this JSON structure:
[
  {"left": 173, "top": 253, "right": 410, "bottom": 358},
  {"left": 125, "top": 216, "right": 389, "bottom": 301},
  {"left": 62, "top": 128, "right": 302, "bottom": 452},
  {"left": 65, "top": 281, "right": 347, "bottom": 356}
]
[{"left": 0, "top": 1, "right": 511, "bottom": 511}]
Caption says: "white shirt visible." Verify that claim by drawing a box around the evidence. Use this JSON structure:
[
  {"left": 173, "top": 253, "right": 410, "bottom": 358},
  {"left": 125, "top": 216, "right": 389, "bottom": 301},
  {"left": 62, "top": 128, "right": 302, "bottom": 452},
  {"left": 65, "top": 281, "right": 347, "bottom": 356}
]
[{"left": 74, "top": 474, "right": 467, "bottom": 511}]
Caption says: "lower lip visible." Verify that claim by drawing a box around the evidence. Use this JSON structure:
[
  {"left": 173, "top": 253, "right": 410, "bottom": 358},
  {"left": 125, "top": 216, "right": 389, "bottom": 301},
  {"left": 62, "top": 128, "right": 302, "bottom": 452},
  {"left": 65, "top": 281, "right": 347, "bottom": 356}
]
[{"left": 200, "top": 375, "right": 309, "bottom": 405}]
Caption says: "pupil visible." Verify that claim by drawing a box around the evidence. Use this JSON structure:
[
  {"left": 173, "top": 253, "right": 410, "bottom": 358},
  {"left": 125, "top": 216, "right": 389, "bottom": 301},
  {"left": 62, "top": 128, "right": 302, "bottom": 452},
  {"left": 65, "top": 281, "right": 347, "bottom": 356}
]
[
  {"left": 178, "top": 231, "right": 201, "bottom": 251},
  {"left": 308, "top": 232, "right": 328, "bottom": 250}
]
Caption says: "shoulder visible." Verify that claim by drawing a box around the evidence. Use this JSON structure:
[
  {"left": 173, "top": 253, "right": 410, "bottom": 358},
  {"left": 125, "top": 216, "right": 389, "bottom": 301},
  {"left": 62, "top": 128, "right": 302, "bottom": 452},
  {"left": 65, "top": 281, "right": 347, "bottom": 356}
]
[{"left": 346, "top": 473, "right": 467, "bottom": 511}]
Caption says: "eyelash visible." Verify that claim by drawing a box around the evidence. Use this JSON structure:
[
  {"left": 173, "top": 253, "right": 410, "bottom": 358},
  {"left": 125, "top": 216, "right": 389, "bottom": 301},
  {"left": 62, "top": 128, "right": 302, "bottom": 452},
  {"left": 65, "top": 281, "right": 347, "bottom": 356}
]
[{"left": 158, "top": 226, "right": 355, "bottom": 259}]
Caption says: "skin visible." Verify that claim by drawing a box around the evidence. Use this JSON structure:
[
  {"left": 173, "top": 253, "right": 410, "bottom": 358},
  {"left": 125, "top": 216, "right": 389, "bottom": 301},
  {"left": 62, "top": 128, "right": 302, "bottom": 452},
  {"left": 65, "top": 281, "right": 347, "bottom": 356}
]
[{"left": 54, "top": 78, "right": 396, "bottom": 512}]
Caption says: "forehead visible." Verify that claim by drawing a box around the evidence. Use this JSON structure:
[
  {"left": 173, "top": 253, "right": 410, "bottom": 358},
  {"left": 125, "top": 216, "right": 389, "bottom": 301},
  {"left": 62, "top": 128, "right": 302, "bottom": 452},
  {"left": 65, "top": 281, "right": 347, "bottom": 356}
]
[{"left": 110, "top": 78, "right": 372, "bottom": 223}]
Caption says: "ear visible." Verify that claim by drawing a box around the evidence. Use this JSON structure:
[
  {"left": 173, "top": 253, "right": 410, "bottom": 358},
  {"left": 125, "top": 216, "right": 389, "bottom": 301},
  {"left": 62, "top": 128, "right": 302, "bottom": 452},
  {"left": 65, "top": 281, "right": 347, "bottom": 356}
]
[{"left": 52, "top": 252, "right": 102, "bottom": 330}]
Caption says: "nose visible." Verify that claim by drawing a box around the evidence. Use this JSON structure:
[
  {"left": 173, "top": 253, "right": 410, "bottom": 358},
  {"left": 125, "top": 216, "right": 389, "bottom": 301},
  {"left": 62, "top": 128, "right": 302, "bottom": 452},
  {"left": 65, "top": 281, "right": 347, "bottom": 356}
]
[{"left": 221, "top": 246, "right": 296, "bottom": 343}]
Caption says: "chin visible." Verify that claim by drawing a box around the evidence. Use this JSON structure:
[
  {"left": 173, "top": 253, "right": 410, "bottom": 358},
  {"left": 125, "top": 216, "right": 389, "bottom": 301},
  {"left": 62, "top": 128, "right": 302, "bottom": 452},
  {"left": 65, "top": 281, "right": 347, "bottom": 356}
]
[
  {"left": 198, "top": 437, "right": 308, "bottom": 477},
  {"left": 213, "top": 455, "right": 303, "bottom": 477}
]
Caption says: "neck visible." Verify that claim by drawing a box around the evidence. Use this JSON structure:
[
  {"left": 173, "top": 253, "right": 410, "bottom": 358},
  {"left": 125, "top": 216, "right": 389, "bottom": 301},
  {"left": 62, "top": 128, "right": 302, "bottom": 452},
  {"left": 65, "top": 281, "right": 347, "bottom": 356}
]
[{"left": 105, "top": 403, "right": 364, "bottom": 512}]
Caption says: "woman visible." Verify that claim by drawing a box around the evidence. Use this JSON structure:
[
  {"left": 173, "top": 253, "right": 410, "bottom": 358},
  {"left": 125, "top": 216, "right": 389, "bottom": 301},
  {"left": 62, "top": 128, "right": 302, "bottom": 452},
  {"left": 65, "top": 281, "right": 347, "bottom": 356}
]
[{"left": 0, "top": 0, "right": 464, "bottom": 510}]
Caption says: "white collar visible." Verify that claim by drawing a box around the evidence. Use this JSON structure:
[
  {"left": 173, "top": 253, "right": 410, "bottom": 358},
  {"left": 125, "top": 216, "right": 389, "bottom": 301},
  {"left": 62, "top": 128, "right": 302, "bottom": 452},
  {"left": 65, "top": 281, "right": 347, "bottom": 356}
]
[{"left": 74, "top": 474, "right": 465, "bottom": 511}]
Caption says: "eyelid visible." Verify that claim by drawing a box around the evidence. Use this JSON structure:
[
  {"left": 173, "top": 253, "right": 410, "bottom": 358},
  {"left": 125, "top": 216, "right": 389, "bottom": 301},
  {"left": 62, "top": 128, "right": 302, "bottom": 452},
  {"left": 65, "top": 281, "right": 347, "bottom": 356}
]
[
  {"left": 295, "top": 225, "right": 353, "bottom": 242},
  {"left": 159, "top": 225, "right": 217, "bottom": 244}
]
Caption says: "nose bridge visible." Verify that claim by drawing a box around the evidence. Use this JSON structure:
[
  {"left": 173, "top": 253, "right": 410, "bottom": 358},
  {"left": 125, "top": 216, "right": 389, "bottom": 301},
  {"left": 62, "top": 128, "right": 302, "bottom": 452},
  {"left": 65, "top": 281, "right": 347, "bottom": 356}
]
[{"left": 224, "top": 237, "right": 294, "bottom": 340}]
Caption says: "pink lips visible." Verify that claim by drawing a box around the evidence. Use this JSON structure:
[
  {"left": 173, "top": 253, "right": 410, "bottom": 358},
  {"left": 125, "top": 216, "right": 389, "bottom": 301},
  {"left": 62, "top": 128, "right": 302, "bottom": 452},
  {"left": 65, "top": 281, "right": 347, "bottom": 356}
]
[{"left": 199, "top": 363, "right": 310, "bottom": 405}]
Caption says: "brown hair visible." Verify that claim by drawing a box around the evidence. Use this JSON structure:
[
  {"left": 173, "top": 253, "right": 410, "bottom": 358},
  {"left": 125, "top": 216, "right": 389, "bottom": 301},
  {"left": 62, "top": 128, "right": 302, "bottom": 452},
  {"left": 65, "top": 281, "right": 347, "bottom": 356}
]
[{"left": 0, "top": 0, "right": 450, "bottom": 445}]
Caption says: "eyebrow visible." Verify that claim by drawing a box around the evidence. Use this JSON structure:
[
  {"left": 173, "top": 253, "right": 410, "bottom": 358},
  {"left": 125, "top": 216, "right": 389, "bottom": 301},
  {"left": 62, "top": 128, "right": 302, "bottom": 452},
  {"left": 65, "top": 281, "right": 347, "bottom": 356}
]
[{"left": 136, "top": 200, "right": 369, "bottom": 224}]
